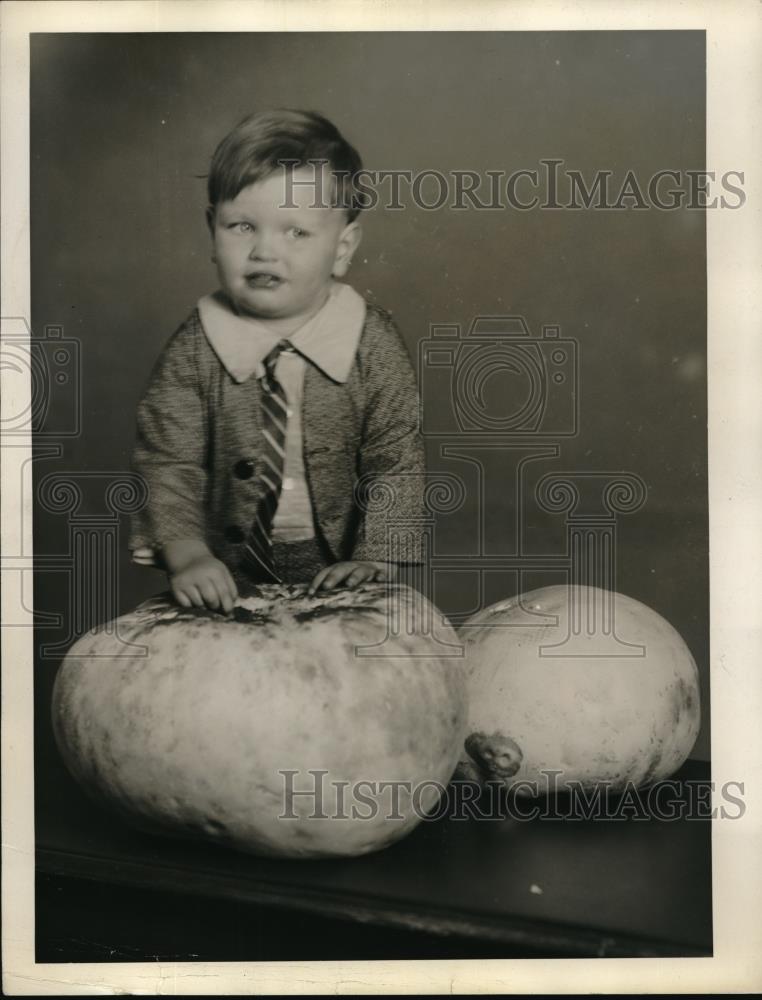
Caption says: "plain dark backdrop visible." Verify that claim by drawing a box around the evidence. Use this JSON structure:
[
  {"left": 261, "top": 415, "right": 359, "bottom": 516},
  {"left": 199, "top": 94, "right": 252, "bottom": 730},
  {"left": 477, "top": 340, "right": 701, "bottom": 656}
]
[{"left": 31, "top": 32, "right": 709, "bottom": 765}]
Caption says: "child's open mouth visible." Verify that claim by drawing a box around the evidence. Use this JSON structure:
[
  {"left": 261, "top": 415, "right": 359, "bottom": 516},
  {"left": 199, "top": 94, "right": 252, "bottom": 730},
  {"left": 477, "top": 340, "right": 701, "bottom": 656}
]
[{"left": 246, "top": 273, "right": 283, "bottom": 290}]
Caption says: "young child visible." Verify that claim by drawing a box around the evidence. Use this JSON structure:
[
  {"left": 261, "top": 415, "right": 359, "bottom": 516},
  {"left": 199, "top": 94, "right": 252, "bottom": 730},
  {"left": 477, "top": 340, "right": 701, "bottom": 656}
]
[{"left": 129, "top": 109, "right": 426, "bottom": 612}]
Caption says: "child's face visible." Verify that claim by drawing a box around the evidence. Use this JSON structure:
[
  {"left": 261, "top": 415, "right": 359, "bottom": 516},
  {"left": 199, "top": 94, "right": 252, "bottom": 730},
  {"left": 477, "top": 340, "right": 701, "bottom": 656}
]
[{"left": 209, "top": 166, "right": 361, "bottom": 325}]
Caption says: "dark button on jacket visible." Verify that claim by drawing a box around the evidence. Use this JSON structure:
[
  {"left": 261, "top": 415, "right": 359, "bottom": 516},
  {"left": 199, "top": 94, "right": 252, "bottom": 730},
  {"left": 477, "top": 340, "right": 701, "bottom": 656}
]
[{"left": 234, "top": 459, "right": 256, "bottom": 480}]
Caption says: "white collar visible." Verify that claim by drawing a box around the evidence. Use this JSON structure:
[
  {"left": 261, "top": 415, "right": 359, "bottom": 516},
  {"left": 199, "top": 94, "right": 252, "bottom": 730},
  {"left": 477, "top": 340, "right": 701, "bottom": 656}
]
[{"left": 197, "top": 282, "right": 366, "bottom": 384}]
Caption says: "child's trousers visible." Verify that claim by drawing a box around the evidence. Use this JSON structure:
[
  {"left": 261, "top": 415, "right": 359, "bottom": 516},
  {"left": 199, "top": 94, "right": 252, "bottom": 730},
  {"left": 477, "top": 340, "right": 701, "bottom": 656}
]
[{"left": 235, "top": 536, "right": 333, "bottom": 589}]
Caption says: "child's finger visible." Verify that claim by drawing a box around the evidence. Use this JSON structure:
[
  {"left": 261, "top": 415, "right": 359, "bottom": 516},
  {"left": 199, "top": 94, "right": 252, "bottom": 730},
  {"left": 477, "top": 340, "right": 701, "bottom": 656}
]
[
  {"left": 184, "top": 584, "right": 204, "bottom": 608},
  {"left": 318, "top": 565, "right": 352, "bottom": 592},
  {"left": 346, "top": 567, "right": 371, "bottom": 588},
  {"left": 173, "top": 586, "right": 192, "bottom": 608},
  {"left": 212, "top": 580, "right": 232, "bottom": 613},
  {"left": 198, "top": 579, "right": 221, "bottom": 609},
  {"left": 308, "top": 566, "right": 333, "bottom": 595},
  {"left": 207, "top": 567, "right": 234, "bottom": 613},
  {"left": 218, "top": 578, "right": 236, "bottom": 614}
]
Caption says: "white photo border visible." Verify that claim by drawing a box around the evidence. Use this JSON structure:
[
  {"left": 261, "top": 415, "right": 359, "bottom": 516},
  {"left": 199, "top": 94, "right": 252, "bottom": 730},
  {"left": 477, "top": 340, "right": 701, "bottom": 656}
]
[{"left": 2, "top": 0, "right": 761, "bottom": 994}]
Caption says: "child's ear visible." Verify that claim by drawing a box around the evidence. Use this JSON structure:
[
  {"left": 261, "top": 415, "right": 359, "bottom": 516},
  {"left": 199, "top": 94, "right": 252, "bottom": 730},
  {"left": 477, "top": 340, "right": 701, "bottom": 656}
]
[
  {"left": 205, "top": 205, "right": 215, "bottom": 233},
  {"left": 332, "top": 221, "right": 362, "bottom": 278}
]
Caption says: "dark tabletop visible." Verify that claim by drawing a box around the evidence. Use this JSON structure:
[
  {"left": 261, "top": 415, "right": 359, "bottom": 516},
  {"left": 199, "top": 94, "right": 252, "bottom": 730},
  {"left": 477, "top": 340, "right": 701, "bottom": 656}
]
[{"left": 36, "top": 744, "right": 712, "bottom": 960}]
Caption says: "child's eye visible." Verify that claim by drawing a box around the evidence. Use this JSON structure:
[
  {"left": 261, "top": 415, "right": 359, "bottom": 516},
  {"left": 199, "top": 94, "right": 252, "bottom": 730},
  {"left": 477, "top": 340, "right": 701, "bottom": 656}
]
[
  {"left": 230, "top": 222, "right": 254, "bottom": 233},
  {"left": 288, "top": 226, "right": 308, "bottom": 238}
]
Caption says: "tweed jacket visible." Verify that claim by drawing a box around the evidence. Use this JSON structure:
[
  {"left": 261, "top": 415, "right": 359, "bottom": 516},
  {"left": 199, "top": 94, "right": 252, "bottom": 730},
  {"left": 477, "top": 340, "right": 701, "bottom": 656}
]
[{"left": 129, "top": 300, "right": 426, "bottom": 570}]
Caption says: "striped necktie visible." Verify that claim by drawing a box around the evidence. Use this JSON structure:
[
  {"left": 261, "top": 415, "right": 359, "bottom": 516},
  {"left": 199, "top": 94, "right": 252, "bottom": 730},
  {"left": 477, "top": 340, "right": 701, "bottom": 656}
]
[{"left": 242, "top": 339, "right": 292, "bottom": 582}]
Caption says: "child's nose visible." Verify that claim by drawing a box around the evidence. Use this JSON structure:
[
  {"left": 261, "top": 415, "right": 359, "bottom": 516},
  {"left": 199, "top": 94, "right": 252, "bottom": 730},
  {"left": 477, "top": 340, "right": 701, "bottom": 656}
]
[{"left": 249, "top": 232, "right": 278, "bottom": 261}]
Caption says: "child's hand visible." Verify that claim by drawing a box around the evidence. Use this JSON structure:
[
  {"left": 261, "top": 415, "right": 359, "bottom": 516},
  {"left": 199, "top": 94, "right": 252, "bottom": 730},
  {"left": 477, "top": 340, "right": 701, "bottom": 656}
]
[
  {"left": 162, "top": 540, "right": 238, "bottom": 613},
  {"left": 308, "top": 561, "right": 398, "bottom": 596}
]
